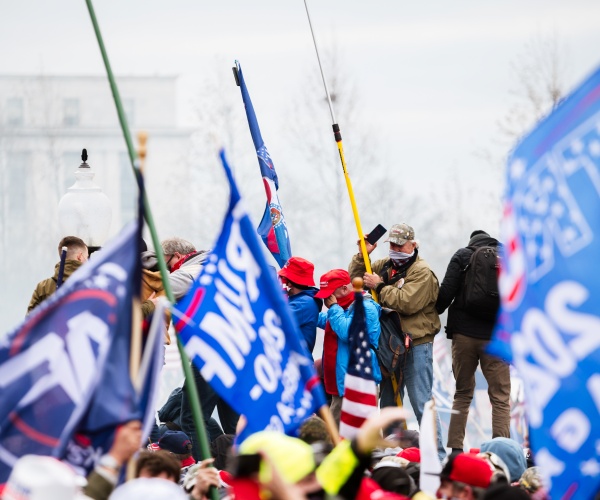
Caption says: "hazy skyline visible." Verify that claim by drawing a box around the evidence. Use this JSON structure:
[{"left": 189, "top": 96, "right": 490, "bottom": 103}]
[{"left": 2, "top": 1, "right": 600, "bottom": 189}]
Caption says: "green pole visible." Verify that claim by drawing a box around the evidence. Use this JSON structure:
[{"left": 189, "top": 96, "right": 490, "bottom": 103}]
[{"left": 84, "top": 2, "right": 216, "bottom": 494}]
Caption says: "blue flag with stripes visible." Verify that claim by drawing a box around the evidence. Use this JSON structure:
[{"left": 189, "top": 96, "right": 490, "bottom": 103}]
[
  {"left": 173, "top": 150, "right": 325, "bottom": 442},
  {"left": 490, "top": 65, "right": 600, "bottom": 498},
  {"left": 235, "top": 60, "right": 292, "bottom": 268},
  {"left": 0, "top": 223, "right": 142, "bottom": 483}
]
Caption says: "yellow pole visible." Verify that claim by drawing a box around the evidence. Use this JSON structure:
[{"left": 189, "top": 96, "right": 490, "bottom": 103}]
[{"left": 304, "top": 0, "right": 404, "bottom": 413}]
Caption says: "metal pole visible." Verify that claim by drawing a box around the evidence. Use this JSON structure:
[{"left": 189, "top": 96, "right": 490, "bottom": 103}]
[
  {"left": 302, "top": 1, "right": 408, "bottom": 413},
  {"left": 302, "top": 0, "right": 375, "bottom": 288},
  {"left": 84, "top": 3, "right": 215, "bottom": 495}
]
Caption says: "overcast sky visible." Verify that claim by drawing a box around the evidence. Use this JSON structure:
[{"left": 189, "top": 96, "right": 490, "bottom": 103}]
[
  {"left": 3, "top": 1, "right": 600, "bottom": 189},
  {"left": 2, "top": 0, "right": 600, "bottom": 259}
]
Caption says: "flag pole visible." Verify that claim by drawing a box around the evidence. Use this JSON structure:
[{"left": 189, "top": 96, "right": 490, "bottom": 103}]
[
  {"left": 56, "top": 246, "right": 68, "bottom": 289},
  {"left": 84, "top": 3, "right": 216, "bottom": 493},
  {"left": 302, "top": 0, "right": 374, "bottom": 287},
  {"left": 302, "top": 1, "right": 407, "bottom": 414}
]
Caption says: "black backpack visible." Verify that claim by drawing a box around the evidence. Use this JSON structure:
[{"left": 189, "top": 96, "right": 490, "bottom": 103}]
[
  {"left": 371, "top": 259, "right": 413, "bottom": 382},
  {"left": 374, "top": 308, "right": 411, "bottom": 380},
  {"left": 460, "top": 245, "right": 500, "bottom": 320}
]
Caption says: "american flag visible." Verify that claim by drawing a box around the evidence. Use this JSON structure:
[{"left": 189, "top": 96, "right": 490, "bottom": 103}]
[{"left": 339, "top": 292, "right": 378, "bottom": 440}]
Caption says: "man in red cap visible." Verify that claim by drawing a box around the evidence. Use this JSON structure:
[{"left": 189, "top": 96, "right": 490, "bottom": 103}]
[
  {"left": 315, "top": 269, "right": 382, "bottom": 425},
  {"left": 435, "top": 452, "right": 498, "bottom": 500},
  {"left": 278, "top": 257, "right": 323, "bottom": 359}
]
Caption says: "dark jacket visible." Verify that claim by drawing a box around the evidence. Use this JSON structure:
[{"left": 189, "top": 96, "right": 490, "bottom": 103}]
[
  {"left": 287, "top": 288, "right": 322, "bottom": 359},
  {"left": 436, "top": 236, "right": 499, "bottom": 340}
]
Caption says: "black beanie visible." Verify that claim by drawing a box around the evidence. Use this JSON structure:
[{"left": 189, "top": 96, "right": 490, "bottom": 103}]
[
  {"left": 468, "top": 230, "right": 491, "bottom": 246},
  {"left": 470, "top": 230, "right": 489, "bottom": 239}
]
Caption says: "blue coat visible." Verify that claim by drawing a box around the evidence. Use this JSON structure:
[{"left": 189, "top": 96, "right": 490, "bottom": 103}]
[
  {"left": 318, "top": 295, "right": 382, "bottom": 396},
  {"left": 288, "top": 288, "right": 322, "bottom": 359}
]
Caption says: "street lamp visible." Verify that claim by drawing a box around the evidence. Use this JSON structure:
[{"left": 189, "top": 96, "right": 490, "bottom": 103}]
[{"left": 58, "top": 148, "right": 112, "bottom": 252}]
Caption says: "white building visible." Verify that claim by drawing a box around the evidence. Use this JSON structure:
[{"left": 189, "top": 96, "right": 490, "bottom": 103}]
[{"left": 0, "top": 74, "right": 194, "bottom": 329}]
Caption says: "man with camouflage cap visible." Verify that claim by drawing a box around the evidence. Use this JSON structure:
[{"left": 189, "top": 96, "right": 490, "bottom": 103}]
[{"left": 349, "top": 223, "right": 445, "bottom": 460}]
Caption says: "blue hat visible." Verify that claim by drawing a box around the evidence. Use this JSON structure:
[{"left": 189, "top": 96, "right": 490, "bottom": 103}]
[
  {"left": 480, "top": 437, "right": 527, "bottom": 482},
  {"left": 158, "top": 430, "right": 192, "bottom": 455}
]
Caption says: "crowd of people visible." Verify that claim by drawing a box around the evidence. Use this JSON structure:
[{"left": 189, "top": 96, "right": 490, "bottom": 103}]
[{"left": 13, "top": 223, "right": 550, "bottom": 499}]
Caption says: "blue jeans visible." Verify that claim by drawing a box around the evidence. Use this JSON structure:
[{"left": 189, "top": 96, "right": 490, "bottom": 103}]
[
  {"left": 180, "top": 364, "right": 240, "bottom": 461},
  {"left": 380, "top": 342, "right": 446, "bottom": 461}
]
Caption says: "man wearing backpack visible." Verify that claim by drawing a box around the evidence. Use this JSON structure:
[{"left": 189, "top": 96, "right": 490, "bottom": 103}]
[
  {"left": 350, "top": 223, "right": 445, "bottom": 460},
  {"left": 436, "top": 230, "right": 510, "bottom": 453}
]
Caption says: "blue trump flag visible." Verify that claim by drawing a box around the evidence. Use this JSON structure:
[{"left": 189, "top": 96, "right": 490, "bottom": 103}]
[
  {"left": 235, "top": 60, "right": 292, "bottom": 268},
  {"left": 0, "top": 222, "right": 142, "bottom": 482},
  {"left": 173, "top": 150, "right": 326, "bottom": 442},
  {"left": 489, "top": 66, "right": 600, "bottom": 498}
]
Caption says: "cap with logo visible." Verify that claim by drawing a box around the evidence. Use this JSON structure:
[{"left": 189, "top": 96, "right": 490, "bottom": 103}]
[
  {"left": 315, "top": 269, "right": 351, "bottom": 299},
  {"left": 278, "top": 257, "right": 315, "bottom": 287},
  {"left": 384, "top": 223, "right": 415, "bottom": 246}
]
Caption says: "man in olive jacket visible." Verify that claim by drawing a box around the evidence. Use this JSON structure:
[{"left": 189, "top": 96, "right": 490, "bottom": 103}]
[
  {"left": 27, "top": 236, "right": 88, "bottom": 314},
  {"left": 349, "top": 222, "right": 445, "bottom": 460}
]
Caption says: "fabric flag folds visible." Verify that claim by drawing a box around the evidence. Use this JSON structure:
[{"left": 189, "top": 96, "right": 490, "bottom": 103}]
[
  {"left": 0, "top": 222, "right": 142, "bottom": 483},
  {"left": 173, "top": 149, "right": 326, "bottom": 442},
  {"left": 419, "top": 400, "right": 441, "bottom": 496},
  {"left": 235, "top": 60, "right": 292, "bottom": 268},
  {"left": 489, "top": 65, "right": 600, "bottom": 498},
  {"left": 339, "top": 292, "right": 378, "bottom": 441},
  {"left": 137, "top": 299, "right": 168, "bottom": 444}
]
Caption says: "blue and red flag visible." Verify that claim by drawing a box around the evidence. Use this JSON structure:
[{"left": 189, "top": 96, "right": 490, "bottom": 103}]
[
  {"left": 173, "top": 150, "right": 325, "bottom": 442},
  {"left": 0, "top": 219, "right": 160, "bottom": 483},
  {"left": 489, "top": 65, "right": 600, "bottom": 498},
  {"left": 235, "top": 60, "right": 292, "bottom": 268}
]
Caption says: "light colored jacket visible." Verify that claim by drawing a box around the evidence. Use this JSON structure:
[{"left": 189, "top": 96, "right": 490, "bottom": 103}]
[{"left": 170, "top": 251, "right": 210, "bottom": 300}]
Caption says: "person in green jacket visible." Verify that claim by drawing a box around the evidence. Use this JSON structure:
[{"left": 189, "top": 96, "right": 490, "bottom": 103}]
[{"left": 27, "top": 235, "right": 89, "bottom": 314}]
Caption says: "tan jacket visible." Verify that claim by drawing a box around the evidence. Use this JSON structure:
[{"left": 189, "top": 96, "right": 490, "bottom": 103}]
[
  {"left": 349, "top": 253, "right": 441, "bottom": 345},
  {"left": 141, "top": 268, "right": 171, "bottom": 345},
  {"left": 27, "top": 260, "right": 83, "bottom": 314}
]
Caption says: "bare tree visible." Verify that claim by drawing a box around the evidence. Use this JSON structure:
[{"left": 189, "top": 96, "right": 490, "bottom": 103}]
[
  {"left": 498, "top": 31, "right": 568, "bottom": 144},
  {"left": 282, "top": 42, "right": 396, "bottom": 271}
]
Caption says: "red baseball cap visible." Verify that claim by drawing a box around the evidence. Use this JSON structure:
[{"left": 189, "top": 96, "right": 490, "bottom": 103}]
[
  {"left": 315, "top": 269, "right": 351, "bottom": 298},
  {"left": 397, "top": 447, "right": 420, "bottom": 463},
  {"left": 439, "top": 453, "right": 494, "bottom": 488},
  {"left": 278, "top": 257, "right": 315, "bottom": 287}
]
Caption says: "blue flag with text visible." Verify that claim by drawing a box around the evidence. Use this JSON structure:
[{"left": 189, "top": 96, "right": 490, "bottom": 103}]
[
  {"left": 173, "top": 150, "right": 326, "bottom": 442},
  {"left": 0, "top": 223, "right": 142, "bottom": 483},
  {"left": 489, "top": 66, "right": 600, "bottom": 498},
  {"left": 235, "top": 60, "right": 292, "bottom": 268}
]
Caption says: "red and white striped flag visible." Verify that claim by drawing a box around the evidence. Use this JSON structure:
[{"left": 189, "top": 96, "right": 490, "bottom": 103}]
[{"left": 339, "top": 293, "right": 378, "bottom": 440}]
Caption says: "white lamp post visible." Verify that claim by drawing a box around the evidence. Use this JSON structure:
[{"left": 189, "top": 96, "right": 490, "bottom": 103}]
[{"left": 58, "top": 149, "right": 112, "bottom": 251}]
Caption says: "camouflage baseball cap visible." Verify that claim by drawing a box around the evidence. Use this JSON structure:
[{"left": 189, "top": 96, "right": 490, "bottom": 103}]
[{"left": 385, "top": 223, "right": 415, "bottom": 246}]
